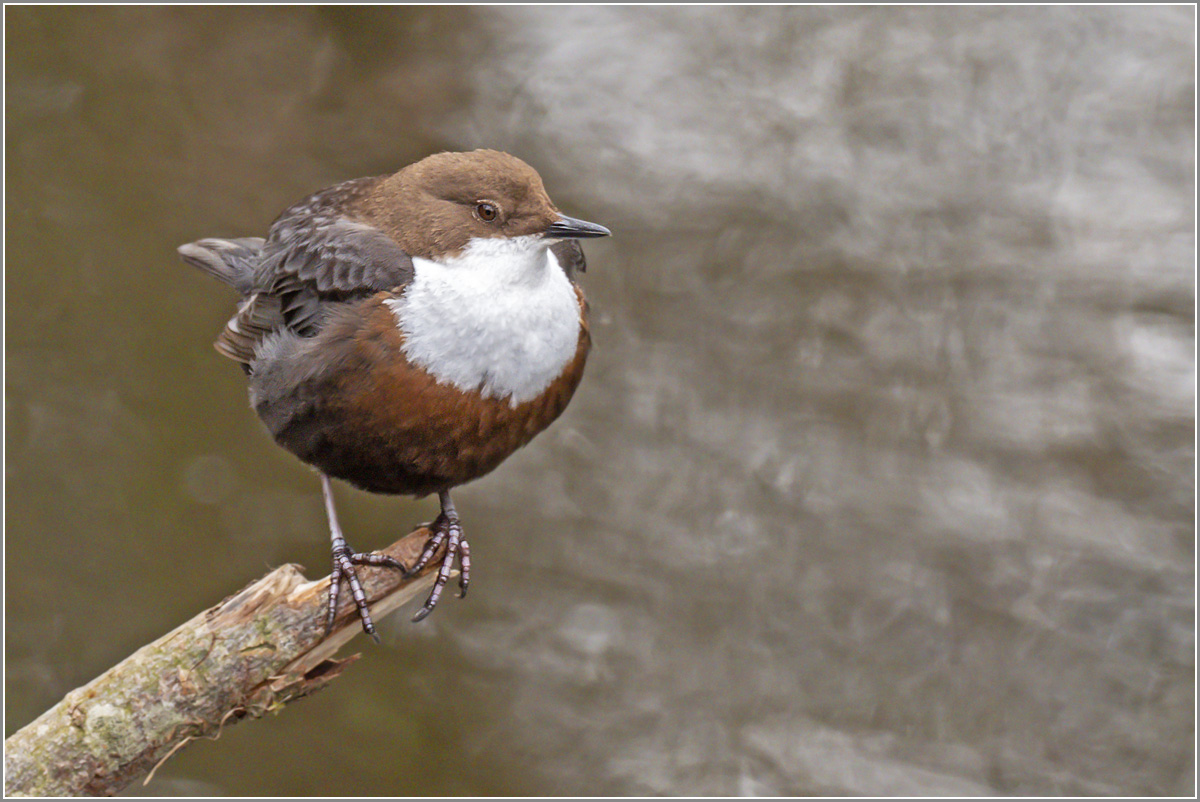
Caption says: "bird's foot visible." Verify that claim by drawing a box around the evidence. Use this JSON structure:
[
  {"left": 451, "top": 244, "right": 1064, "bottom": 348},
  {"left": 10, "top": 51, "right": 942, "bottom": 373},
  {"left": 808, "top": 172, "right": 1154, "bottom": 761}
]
[
  {"left": 325, "top": 544, "right": 409, "bottom": 643},
  {"left": 408, "top": 509, "right": 471, "bottom": 622}
]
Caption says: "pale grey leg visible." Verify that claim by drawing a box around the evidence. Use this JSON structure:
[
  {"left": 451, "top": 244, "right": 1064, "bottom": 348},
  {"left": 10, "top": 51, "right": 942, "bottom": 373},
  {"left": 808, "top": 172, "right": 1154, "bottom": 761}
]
[{"left": 321, "top": 474, "right": 408, "bottom": 642}]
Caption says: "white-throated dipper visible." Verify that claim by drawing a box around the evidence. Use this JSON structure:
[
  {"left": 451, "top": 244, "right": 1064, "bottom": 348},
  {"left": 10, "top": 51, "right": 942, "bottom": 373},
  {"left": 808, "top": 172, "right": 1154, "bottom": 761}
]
[{"left": 179, "top": 149, "right": 609, "bottom": 639}]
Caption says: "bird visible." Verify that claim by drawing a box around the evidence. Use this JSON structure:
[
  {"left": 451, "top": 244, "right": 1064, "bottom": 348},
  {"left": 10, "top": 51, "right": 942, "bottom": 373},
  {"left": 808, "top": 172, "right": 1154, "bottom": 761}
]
[{"left": 179, "top": 149, "right": 609, "bottom": 640}]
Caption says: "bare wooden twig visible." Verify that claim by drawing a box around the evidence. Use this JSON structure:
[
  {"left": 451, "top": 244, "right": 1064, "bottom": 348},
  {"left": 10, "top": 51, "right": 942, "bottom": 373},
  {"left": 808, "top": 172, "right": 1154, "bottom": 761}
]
[{"left": 4, "top": 526, "right": 444, "bottom": 797}]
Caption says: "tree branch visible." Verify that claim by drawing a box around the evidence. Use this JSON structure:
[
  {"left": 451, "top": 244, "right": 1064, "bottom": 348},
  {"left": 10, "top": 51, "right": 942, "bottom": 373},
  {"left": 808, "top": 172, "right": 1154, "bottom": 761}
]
[{"left": 4, "top": 526, "right": 445, "bottom": 796}]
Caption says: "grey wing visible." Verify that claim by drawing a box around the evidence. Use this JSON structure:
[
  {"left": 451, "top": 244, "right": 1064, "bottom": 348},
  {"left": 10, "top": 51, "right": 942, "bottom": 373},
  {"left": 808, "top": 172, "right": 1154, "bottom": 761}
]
[
  {"left": 212, "top": 177, "right": 414, "bottom": 366},
  {"left": 253, "top": 176, "right": 416, "bottom": 337}
]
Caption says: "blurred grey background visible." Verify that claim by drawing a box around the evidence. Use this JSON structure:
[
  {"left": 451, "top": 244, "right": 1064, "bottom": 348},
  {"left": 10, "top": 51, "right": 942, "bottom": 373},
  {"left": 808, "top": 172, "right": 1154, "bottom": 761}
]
[{"left": 5, "top": 6, "right": 1194, "bottom": 796}]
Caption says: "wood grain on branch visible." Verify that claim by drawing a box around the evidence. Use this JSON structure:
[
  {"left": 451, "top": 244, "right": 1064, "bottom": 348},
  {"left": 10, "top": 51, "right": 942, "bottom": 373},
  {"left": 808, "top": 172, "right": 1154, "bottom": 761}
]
[{"left": 4, "top": 526, "right": 444, "bottom": 797}]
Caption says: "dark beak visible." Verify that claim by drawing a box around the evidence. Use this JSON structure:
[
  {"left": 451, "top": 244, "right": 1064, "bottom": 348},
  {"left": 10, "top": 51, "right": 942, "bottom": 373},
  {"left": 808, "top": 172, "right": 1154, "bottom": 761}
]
[{"left": 545, "top": 213, "right": 611, "bottom": 239}]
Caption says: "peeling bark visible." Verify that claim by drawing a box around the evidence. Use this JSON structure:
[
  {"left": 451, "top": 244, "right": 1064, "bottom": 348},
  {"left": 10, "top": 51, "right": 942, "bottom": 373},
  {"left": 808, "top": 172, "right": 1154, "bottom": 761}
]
[{"left": 4, "top": 527, "right": 443, "bottom": 796}]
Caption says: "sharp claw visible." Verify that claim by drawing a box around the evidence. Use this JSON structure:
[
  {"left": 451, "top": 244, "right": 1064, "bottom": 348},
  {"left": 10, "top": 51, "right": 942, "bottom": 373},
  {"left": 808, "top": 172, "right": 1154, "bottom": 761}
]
[
  {"left": 323, "top": 548, "right": 409, "bottom": 638},
  {"left": 410, "top": 498, "right": 470, "bottom": 621},
  {"left": 348, "top": 552, "right": 411, "bottom": 576}
]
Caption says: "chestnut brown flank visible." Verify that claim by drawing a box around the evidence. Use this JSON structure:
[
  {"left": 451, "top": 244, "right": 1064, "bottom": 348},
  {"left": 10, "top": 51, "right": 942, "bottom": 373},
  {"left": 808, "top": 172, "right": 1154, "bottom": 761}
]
[{"left": 267, "top": 290, "right": 591, "bottom": 497}]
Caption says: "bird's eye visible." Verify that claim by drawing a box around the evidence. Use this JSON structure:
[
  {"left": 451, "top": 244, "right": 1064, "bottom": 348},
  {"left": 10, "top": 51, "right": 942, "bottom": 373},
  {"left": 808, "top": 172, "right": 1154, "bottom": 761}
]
[{"left": 475, "top": 201, "right": 499, "bottom": 222}]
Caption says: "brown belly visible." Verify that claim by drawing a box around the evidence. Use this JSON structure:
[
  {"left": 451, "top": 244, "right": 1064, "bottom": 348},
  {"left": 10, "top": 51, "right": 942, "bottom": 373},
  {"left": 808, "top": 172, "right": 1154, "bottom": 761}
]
[{"left": 252, "top": 293, "right": 590, "bottom": 497}]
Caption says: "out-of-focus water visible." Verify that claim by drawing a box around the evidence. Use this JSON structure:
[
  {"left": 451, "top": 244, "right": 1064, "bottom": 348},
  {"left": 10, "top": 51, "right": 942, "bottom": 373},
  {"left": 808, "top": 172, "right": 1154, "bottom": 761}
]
[{"left": 5, "top": 6, "right": 1194, "bottom": 796}]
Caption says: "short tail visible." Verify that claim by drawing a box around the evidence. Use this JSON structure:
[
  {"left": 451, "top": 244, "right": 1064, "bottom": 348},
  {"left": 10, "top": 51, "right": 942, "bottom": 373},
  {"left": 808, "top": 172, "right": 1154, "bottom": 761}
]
[
  {"left": 180, "top": 236, "right": 280, "bottom": 367},
  {"left": 178, "top": 237, "right": 265, "bottom": 295}
]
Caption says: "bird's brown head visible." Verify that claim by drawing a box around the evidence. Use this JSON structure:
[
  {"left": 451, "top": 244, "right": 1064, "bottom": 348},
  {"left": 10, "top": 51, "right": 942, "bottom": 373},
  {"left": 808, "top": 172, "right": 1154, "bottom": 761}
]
[{"left": 359, "top": 149, "right": 609, "bottom": 260}]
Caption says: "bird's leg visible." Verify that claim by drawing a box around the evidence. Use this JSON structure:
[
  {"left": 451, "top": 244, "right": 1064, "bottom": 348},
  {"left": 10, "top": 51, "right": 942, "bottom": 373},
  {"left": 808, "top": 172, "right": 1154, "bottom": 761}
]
[
  {"left": 321, "top": 473, "right": 408, "bottom": 642},
  {"left": 410, "top": 490, "right": 471, "bottom": 622}
]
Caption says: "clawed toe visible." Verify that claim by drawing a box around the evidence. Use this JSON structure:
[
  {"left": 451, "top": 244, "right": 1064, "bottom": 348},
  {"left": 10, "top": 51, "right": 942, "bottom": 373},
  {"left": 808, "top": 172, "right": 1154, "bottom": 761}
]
[
  {"left": 410, "top": 491, "right": 471, "bottom": 622},
  {"left": 325, "top": 547, "right": 410, "bottom": 640},
  {"left": 320, "top": 477, "right": 474, "bottom": 635}
]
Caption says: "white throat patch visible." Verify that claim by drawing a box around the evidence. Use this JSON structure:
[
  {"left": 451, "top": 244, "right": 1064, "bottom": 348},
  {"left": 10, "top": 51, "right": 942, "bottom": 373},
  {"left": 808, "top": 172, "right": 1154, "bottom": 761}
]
[{"left": 385, "top": 235, "right": 581, "bottom": 406}]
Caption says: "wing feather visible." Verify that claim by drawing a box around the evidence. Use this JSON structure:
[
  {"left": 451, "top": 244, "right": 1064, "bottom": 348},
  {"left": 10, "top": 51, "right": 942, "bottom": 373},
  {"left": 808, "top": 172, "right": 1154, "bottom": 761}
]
[
  {"left": 194, "top": 177, "right": 416, "bottom": 366},
  {"left": 252, "top": 177, "right": 416, "bottom": 337}
]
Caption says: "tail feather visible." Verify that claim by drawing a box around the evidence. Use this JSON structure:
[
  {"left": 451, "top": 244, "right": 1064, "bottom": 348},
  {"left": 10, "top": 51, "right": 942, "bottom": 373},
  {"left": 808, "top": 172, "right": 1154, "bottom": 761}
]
[
  {"left": 178, "top": 237, "right": 265, "bottom": 295},
  {"left": 181, "top": 236, "right": 278, "bottom": 367},
  {"left": 215, "top": 293, "right": 285, "bottom": 366}
]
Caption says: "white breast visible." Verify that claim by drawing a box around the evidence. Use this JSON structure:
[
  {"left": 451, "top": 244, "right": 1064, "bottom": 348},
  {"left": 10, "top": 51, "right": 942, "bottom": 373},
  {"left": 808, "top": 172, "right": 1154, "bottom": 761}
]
[{"left": 385, "top": 235, "right": 582, "bottom": 406}]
